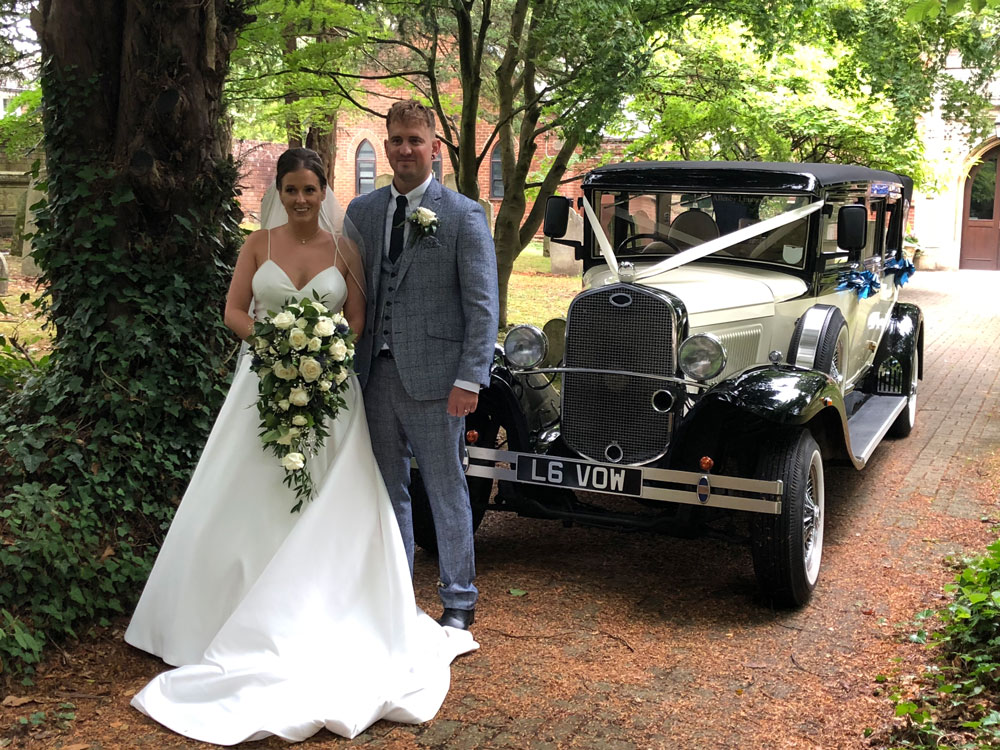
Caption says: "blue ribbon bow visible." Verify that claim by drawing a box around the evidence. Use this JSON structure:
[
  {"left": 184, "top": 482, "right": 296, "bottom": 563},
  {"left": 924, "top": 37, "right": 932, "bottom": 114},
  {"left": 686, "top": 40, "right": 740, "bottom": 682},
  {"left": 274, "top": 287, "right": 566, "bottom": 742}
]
[
  {"left": 885, "top": 257, "right": 915, "bottom": 287},
  {"left": 836, "top": 269, "right": 881, "bottom": 299}
]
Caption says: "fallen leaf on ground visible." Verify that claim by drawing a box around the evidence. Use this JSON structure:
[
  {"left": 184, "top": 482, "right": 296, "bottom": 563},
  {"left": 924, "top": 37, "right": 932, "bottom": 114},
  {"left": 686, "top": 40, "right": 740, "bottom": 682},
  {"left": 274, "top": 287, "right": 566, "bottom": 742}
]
[{"left": 1, "top": 695, "right": 34, "bottom": 707}]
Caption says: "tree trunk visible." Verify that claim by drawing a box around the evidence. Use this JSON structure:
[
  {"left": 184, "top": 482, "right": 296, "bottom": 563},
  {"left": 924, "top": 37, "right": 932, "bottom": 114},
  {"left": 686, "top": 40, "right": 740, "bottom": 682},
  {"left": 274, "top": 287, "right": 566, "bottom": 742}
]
[
  {"left": 24, "top": 0, "right": 250, "bottom": 512},
  {"left": 0, "top": 0, "right": 250, "bottom": 682},
  {"left": 306, "top": 109, "right": 338, "bottom": 185}
]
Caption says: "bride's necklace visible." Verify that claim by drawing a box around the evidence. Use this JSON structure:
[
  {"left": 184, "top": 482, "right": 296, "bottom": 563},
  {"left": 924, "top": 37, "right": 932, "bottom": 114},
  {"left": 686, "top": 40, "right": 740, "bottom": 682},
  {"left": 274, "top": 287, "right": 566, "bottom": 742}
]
[{"left": 292, "top": 227, "right": 322, "bottom": 245}]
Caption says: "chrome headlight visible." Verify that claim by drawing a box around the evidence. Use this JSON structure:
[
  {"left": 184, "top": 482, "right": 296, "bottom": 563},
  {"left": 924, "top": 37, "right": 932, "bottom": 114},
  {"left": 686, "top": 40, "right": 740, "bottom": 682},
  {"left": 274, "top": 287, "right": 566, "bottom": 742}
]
[
  {"left": 678, "top": 333, "right": 727, "bottom": 381},
  {"left": 503, "top": 325, "right": 548, "bottom": 369}
]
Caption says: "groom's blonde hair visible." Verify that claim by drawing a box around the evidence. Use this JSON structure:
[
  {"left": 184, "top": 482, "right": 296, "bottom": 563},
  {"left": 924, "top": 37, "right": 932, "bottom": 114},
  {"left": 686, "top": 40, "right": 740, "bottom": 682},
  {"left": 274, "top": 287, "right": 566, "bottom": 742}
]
[{"left": 386, "top": 100, "right": 435, "bottom": 134}]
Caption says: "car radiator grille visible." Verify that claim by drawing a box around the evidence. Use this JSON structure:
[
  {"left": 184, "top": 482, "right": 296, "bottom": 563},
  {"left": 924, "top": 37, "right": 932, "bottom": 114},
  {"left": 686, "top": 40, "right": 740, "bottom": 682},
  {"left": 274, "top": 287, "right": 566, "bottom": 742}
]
[{"left": 562, "top": 285, "right": 676, "bottom": 465}]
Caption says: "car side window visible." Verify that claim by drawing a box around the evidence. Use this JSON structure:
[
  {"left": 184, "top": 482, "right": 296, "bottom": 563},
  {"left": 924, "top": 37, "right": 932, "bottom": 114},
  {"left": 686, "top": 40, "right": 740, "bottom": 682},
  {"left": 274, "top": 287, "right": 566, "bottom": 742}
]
[{"left": 822, "top": 203, "right": 846, "bottom": 254}]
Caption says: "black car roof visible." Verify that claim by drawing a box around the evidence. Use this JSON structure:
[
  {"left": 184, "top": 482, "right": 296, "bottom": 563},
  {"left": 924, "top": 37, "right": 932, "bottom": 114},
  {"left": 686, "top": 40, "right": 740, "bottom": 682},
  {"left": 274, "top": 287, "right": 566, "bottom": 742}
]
[{"left": 585, "top": 161, "right": 910, "bottom": 196}]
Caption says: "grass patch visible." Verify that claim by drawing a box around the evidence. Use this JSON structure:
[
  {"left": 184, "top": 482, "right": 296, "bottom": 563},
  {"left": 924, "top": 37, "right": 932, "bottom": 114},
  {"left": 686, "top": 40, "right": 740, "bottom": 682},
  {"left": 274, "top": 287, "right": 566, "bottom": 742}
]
[
  {"left": 506, "top": 240, "right": 581, "bottom": 329},
  {"left": 0, "top": 239, "right": 582, "bottom": 354},
  {"left": 1, "top": 253, "right": 51, "bottom": 360}
]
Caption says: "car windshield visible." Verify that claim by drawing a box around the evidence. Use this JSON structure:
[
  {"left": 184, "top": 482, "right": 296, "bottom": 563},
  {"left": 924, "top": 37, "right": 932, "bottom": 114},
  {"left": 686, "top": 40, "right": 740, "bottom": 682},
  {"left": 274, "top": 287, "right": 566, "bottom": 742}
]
[{"left": 594, "top": 191, "right": 813, "bottom": 269}]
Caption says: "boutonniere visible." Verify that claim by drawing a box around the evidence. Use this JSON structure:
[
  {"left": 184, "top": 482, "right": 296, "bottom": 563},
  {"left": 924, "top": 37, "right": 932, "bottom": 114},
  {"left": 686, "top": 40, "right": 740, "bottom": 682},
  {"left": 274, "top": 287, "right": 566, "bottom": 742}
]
[{"left": 409, "top": 207, "right": 439, "bottom": 238}]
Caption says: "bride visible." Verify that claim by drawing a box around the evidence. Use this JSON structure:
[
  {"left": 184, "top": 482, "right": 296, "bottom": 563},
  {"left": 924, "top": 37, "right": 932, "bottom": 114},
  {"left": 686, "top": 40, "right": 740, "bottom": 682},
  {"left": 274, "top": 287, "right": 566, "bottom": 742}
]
[{"left": 124, "top": 148, "right": 476, "bottom": 745}]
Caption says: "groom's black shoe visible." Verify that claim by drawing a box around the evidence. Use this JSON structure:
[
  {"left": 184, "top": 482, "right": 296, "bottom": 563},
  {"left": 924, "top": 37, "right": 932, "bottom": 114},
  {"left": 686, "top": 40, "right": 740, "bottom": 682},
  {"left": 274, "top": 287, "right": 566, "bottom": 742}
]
[{"left": 437, "top": 607, "right": 475, "bottom": 630}]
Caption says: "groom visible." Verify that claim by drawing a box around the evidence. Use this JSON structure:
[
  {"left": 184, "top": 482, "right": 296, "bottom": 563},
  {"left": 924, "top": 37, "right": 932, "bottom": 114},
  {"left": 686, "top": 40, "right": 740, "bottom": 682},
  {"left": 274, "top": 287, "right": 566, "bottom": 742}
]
[{"left": 347, "top": 100, "right": 499, "bottom": 631}]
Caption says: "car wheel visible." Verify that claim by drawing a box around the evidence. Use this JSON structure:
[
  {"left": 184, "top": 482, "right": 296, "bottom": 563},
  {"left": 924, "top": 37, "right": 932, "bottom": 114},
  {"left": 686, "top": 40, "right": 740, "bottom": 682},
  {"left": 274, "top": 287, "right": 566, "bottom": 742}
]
[
  {"left": 814, "top": 318, "right": 848, "bottom": 392},
  {"left": 788, "top": 306, "right": 848, "bottom": 392},
  {"left": 888, "top": 345, "right": 918, "bottom": 438},
  {"left": 750, "top": 429, "right": 825, "bottom": 608}
]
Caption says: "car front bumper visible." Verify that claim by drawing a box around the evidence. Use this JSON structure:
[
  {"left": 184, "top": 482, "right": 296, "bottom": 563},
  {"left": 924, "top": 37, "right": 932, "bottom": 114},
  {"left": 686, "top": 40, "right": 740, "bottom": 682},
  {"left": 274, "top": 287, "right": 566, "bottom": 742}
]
[{"left": 465, "top": 446, "right": 784, "bottom": 515}]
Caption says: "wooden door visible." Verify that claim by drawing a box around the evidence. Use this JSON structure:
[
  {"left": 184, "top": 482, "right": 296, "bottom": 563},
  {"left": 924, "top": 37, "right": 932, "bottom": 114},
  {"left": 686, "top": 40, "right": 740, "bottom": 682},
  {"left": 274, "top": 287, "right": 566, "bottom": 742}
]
[{"left": 961, "top": 150, "right": 1000, "bottom": 270}]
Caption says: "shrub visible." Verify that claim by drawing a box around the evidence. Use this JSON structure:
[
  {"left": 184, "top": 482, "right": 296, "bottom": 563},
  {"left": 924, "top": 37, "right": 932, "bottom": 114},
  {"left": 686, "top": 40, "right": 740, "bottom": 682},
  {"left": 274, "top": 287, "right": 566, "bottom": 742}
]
[{"left": 888, "top": 538, "right": 1000, "bottom": 748}]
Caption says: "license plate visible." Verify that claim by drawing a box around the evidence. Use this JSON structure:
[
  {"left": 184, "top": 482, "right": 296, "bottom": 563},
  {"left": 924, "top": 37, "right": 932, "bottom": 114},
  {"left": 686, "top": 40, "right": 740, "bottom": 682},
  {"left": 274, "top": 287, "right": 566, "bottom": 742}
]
[{"left": 516, "top": 455, "right": 642, "bottom": 496}]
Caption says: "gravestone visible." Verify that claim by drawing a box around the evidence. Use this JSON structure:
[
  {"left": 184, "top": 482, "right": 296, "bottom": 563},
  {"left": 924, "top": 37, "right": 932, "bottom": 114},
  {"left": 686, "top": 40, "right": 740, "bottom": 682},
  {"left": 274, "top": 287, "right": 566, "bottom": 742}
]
[
  {"left": 20, "top": 175, "right": 45, "bottom": 277},
  {"left": 546, "top": 207, "right": 583, "bottom": 276},
  {"left": 477, "top": 198, "right": 494, "bottom": 233},
  {"left": 0, "top": 250, "right": 8, "bottom": 295}
]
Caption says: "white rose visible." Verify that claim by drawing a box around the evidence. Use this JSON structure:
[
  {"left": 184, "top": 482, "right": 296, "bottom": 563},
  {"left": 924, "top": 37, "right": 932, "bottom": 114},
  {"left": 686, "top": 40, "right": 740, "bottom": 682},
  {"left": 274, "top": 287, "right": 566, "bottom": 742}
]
[
  {"left": 307, "top": 336, "right": 322, "bottom": 352},
  {"left": 331, "top": 313, "right": 346, "bottom": 326},
  {"left": 334, "top": 368, "right": 348, "bottom": 385},
  {"left": 346, "top": 344, "right": 355, "bottom": 358},
  {"left": 273, "top": 311, "right": 295, "bottom": 329},
  {"left": 288, "top": 328, "right": 309, "bottom": 350},
  {"left": 299, "top": 357, "right": 323, "bottom": 382},
  {"left": 328, "top": 339, "right": 348, "bottom": 361},
  {"left": 281, "top": 452, "right": 305, "bottom": 471},
  {"left": 277, "top": 399, "right": 290, "bottom": 411},
  {"left": 274, "top": 362, "right": 298, "bottom": 380},
  {"left": 318, "top": 379, "right": 332, "bottom": 392},
  {"left": 257, "top": 367, "right": 272, "bottom": 380},
  {"left": 292, "top": 414, "right": 308, "bottom": 426},
  {"left": 254, "top": 337, "right": 269, "bottom": 352},
  {"left": 276, "top": 429, "right": 295, "bottom": 445},
  {"left": 312, "top": 301, "right": 328, "bottom": 314},
  {"left": 412, "top": 206, "right": 437, "bottom": 226},
  {"left": 313, "top": 318, "right": 335, "bottom": 337},
  {"left": 289, "top": 386, "right": 311, "bottom": 407},
  {"left": 295, "top": 317, "right": 308, "bottom": 329}
]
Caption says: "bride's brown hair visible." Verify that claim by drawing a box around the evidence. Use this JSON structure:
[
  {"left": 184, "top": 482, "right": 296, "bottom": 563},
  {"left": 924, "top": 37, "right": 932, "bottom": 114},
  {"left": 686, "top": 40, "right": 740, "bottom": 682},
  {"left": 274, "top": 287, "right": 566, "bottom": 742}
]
[{"left": 275, "top": 147, "right": 327, "bottom": 190}]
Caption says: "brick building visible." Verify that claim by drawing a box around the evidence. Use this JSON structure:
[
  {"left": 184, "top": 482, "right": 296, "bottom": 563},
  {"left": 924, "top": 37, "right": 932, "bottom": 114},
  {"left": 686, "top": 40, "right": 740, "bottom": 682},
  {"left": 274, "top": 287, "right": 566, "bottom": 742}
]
[{"left": 232, "top": 106, "right": 618, "bottom": 231}]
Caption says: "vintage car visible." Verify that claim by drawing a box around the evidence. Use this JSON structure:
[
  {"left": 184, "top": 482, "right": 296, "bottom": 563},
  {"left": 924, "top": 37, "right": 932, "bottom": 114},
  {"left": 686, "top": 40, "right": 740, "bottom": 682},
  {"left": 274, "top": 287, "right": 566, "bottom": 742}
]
[{"left": 413, "top": 161, "right": 923, "bottom": 607}]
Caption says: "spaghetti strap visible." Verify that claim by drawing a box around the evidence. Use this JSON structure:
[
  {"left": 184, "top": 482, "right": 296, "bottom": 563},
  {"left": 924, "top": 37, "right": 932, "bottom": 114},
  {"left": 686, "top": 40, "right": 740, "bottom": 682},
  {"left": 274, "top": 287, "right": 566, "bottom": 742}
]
[{"left": 332, "top": 233, "right": 341, "bottom": 268}]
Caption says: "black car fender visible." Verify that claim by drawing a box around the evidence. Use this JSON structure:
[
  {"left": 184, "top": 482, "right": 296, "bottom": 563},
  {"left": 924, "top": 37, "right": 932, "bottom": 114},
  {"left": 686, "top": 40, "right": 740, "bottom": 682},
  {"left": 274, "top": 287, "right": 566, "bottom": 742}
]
[
  {"left": 470, "top": 358, "right": 532, "bottom": 452},
  {"left": 671, "top": 366, "right": 850, "bottom": 470},
  {"left": 863, "top": 302, "right": 923, "bottom": 393}
]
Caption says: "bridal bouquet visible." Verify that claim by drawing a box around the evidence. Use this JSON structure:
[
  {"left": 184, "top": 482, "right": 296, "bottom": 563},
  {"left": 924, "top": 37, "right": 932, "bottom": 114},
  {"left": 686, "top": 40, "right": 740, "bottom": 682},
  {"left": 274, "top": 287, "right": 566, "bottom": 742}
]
[{"left": 249, "top": 294, "right": 355, "bottom": 512}]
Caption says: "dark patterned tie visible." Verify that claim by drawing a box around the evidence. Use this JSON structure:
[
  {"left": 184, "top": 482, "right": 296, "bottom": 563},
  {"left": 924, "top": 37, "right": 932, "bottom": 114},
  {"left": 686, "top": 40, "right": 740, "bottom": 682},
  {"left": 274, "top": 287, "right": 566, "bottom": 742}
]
[{"left": 389, "top": 195, "right": 408, "bottom": 263}]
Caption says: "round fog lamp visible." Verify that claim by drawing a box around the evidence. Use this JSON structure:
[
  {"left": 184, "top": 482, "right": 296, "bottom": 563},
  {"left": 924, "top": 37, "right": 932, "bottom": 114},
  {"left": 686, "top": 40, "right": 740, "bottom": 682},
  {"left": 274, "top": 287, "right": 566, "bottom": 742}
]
[
  {"left": 679, "top": 333, "right": 727, "bottom": 382},
  {"left": 504, "top": 325, "right": 548, "bottom": 369}
]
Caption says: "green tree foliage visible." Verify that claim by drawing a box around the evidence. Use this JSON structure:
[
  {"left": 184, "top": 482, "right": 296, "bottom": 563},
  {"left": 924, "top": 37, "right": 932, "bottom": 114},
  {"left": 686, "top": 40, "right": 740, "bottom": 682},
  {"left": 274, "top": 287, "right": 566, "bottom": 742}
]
[
  {"left": 227, "top": 0, "right": 372, "bottom": 173},
  {"left": 328, "top": 0, "right": 803, "bottom": 324},
  {"left": 0, "top": 1, "right": 250, "bottom": 683},
  {"left": 619, "top": 1, "right": 1000, "bottom": 189},
  {"left": 0, "top": 1, "right": 37, "bottom": 82},
  {"left": 0, "top": 85, "right": 41, "bottom": 155},
  {"left": 907, "top": 0, "right": 1000, "bottom": 19}
]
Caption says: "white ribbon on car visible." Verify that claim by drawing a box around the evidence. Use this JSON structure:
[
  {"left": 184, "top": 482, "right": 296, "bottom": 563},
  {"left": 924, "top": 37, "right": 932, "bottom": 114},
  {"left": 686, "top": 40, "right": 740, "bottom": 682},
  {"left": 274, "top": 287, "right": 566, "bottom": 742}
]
[
  {"left": 580, "top": 195, "right": 619, "bottom": 275},
  {"left": 580, "top": 197, "right": 826, "bottom": 281}
]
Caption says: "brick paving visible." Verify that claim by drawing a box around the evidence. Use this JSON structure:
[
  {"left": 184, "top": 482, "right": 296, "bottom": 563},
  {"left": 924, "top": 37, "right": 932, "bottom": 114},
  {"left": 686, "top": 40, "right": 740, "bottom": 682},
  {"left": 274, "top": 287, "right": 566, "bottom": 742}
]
[{"left": 11, "top": 270, "right": 1000, "bottom": 750}]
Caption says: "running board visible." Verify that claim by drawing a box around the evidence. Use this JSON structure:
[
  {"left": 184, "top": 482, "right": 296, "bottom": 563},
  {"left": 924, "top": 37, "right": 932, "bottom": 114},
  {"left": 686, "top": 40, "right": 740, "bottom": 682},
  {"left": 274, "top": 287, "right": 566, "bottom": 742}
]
[{"left": 846, "top": 393, "right": 907, "bottom": 465}]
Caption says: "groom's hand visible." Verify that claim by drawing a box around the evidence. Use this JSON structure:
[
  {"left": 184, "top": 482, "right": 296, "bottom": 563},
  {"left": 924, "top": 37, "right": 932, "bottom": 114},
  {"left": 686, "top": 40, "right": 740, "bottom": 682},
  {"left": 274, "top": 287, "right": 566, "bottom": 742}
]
[{"left": 447, "top": 386, "right": 479, "bottom": 418}]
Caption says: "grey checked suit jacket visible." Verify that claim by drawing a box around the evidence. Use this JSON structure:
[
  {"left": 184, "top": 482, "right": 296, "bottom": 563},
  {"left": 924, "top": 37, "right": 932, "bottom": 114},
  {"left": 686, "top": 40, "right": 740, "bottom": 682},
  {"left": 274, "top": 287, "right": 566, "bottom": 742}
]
[{"left": 346, "top": 178, "right": 499, "bottom": 401}]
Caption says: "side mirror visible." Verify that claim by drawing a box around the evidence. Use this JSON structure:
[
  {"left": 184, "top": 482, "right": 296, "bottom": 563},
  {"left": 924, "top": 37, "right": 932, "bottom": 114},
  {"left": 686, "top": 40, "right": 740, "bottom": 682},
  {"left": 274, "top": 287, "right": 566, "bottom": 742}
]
[
  {"left": 837, "top": 204, "right": 867, "bottom": 255},
  {"left": 543, "top": 196, "right": 570, "bottom": 238}
]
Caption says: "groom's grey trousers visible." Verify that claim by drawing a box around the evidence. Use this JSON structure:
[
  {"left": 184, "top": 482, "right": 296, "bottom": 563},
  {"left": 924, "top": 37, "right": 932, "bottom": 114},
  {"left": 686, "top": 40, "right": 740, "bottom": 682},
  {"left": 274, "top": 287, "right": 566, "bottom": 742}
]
[{"left": 365, "top": 354, "right": 478, "bottom": 611}]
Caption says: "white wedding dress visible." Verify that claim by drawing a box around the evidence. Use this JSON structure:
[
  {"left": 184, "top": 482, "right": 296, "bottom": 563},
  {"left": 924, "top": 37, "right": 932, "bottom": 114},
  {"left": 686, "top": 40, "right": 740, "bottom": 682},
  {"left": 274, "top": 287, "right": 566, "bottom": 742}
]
[{"left": 124, "top": 256, "right": 476, "bottom": 745}]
